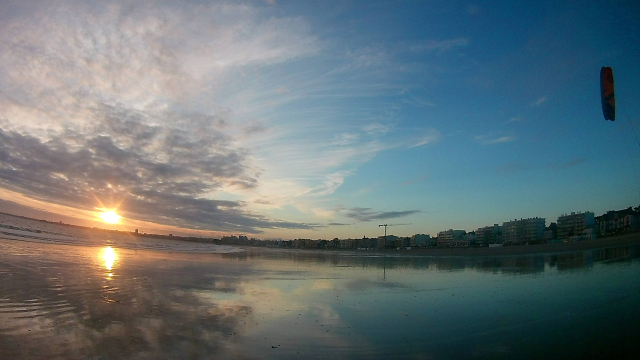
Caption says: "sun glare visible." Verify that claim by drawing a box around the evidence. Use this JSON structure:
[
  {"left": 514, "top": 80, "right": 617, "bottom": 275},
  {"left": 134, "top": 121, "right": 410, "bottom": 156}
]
[
  {"left": 103, "top": 246, "right": 117, "bottom": 271},
  {"left": 100, "top": 210, "right": 121, "bottom": 224}
]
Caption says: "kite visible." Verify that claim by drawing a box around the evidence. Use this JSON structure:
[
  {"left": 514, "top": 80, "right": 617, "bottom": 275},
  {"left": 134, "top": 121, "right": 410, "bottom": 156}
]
[{"left": 600, "top": 66, "right": 615, "bottom": 121}]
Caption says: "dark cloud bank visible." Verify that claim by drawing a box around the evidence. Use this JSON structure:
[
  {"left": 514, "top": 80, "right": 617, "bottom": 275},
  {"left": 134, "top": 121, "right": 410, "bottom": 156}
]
[{"left": 0, "top": 105, "right": 318, "bottom": 234}]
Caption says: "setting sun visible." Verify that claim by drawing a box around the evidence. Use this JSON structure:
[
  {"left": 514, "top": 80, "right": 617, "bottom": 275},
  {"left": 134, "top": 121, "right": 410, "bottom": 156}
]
[{"left": 100, "top": 210, "right": 121, "bottom": 224}]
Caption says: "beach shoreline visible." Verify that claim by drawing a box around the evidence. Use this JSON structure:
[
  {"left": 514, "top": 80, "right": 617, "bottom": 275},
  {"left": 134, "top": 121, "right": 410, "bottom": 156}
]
[
  {"left": 3, "top": 211, "right": 640, "bottom": 257},
  {"left": 247, "top": 233, "right": 640, "bottom": 258}
]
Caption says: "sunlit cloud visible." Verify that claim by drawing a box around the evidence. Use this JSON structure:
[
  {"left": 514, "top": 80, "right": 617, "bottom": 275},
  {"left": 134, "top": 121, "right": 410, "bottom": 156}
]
[
  {"left": 311, "top": 208, "right": 336, "bottom": 220},
  {"left": 0, "top": 1, "right": 325, "bottom": 234}
]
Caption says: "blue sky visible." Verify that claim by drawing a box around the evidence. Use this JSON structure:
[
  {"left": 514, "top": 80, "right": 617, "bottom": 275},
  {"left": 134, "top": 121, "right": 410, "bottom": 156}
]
[{"left": 0, "top": 0, "right": 639, "bottom": 239}]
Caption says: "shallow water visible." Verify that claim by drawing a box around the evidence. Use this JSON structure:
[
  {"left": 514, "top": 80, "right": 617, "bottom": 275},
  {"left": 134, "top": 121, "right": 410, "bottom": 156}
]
[{"left": 1, "top": 239, "right": 639, "bottom": 360}]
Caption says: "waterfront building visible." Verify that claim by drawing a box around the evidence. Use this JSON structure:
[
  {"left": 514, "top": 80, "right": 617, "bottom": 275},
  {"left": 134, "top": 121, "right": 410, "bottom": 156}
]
[
  {"left": 557, "top": 212, "right": 595, "bottom": 239},
  {"left": 377, "top": 235, "right": 398, "bottom": 248},
  {"left": 597, "top": 208, "right": 638, "bottom": 235},
  {"left": 411, "top": 234, "right": 432, "bottom": 247},
  {"left": 437, "top": 229, "right": 466, "bottom": 247},
  {"left": 502, "top": 217, "right": 546, "bottom": 244},
  {"left": 476, "top": 224, "right": 503, "bottom": 246}
]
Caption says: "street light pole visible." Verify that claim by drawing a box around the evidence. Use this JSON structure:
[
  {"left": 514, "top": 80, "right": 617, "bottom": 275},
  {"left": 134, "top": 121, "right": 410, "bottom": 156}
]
[{"left": 379, "top": 224, "right": 387, "bottom": 247}]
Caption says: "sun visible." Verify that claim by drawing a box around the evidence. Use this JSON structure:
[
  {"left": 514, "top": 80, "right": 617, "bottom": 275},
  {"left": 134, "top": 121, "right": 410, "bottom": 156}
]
[{"left": 100, "top": 210, "right": 121, "bottom": 224}]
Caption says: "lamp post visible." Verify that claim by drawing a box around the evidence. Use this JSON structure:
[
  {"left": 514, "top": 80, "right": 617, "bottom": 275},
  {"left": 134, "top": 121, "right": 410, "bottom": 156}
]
[{"left": 379, "top": 224, "right": 387, "bottom": 248}]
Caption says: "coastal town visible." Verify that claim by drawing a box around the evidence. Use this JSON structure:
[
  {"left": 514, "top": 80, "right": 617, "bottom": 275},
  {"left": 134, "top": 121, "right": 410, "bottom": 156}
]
[
  {"left": 2, "top": 205, "right": 639, "bottom": 251},
  {"left": 202, "top": 205, "right": 640, "bottom": 250}
]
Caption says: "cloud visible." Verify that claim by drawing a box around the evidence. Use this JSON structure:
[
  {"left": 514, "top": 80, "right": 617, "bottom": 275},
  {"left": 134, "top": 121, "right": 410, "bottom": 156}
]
[
  {"left": 506, "top": 117, "right": 525, "bottom": 124},
  {"left": 474, "top": 133, "right": 516, "bottom": 145},
  {"left": 344, "top": 207, "right": 420, "bottom": 222},
  {"left": 311, "top": 208, "right": 335, "bottom": 219},
  {"left": 0, "top": 109, "right": 319, "bottom": 233},
  {"left": 410, "top": 38, "right": 469, "bottom": 53},
  {"left": 363, "top": 123, "right": 391, "bottom": 135},
  {"left": 496, "top": 161, "right": 534, "bottom": 175},
  {"left": 304, "top": 171, "right": 350, "bottom": 197},
  {"left": 467, "top": 5, "right": 481, "bottom": 16},
  {"left": 331, "top": 133, "right": 360, "bottom": 146},
  {"left": 401, "top": 175, "right": 429, "bottom": 186},
  {"left": 410, "top": 129, "right": 441, "bottom": 147},
  {"left": 243, "top": 121, "right": 267, "bottom": 136},
  {"left": 545, "top": 157, "right": 588, "bottom": 171},
  {"left": 0, "top": 1, "right": 327, "bottom": 234},
  {"left": 531, "top": 96, "right": 547, "bottom": 107},
  {"left": 0, "top": 1, "right": 319, "bottom": 126}
]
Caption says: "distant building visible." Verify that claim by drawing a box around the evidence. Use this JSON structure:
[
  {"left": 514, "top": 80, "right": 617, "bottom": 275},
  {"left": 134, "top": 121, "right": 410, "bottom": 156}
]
[
  {"left": 411, "top": 234, "right": 432, "bottom": 247},
  {"left": 377, "top": 235, "right": 398, "bottom": 248},
  {"left": 461, "top": 231, "right": 477, "bottom": 247},
  {"left": 557, "top": 212, "right": 595, "bottom": 239},
  {"left": 543, "top": 223, "right": 558, "bottom": 241},
  {"left": 437, "top": 229, "right": 466, "bottom": 247},
  {"left": 597, "top": 208, "right": 638, "bottom": 235},
  {"left": 476, "top": 224, "right": 502, "bottom": 246},
  {"left": 502, "top": 217, "right": 545, "bottom": 244}
]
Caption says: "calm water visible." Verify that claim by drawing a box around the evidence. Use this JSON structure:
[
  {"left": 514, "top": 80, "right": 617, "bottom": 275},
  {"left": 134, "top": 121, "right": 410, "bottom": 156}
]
[{"left": 1, "top": 239, "right": 639, "bottom": 359}]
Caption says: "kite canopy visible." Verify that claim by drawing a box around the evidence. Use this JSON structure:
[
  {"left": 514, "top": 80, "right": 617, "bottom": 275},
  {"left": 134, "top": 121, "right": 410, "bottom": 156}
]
[{"left": 600, "top": 66, "right": 615, "bottom": 121}]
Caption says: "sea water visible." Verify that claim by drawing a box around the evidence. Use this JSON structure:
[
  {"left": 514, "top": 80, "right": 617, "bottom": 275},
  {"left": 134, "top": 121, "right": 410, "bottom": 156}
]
[{"left": 1, "top": 238, "right": 639, "bottom": 359}]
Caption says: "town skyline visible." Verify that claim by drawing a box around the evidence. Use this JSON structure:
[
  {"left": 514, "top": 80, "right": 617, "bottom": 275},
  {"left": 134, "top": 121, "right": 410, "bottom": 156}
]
[{"left": 3, "top": 202, "right": 637, "bottom": 246}]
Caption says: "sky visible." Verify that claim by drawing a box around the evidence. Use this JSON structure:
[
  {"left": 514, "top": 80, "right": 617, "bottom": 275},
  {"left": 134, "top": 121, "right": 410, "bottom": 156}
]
[{"left": 1, "top": 0, "right": 639, "bottom": 239}]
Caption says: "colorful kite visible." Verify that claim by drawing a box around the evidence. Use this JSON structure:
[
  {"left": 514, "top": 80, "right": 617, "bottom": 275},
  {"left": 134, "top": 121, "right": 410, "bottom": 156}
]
[{"left": 600, "top": 66, "right": 615, "bottom": 121}]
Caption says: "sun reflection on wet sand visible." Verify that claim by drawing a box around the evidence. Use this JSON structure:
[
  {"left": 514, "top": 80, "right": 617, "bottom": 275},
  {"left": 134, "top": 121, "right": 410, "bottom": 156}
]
[{"left": 102, "top": 246, "right": 118, "bottom": 278}]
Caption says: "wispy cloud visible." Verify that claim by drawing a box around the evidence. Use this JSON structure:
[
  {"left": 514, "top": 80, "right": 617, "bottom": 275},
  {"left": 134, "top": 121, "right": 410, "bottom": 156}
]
[
  {"left": 474, "top": 133, "right": 516, "bottom": 145},
  {"left": 496, "top": 161, "right": 534, "bottom": 175},
  {"left": 506, "top": 117, "right": 525, "bottom": 124},
  {"left": 401, "top": 175, "right": 429, "bottom": 186},
  {"left": 410, "top": 38, "right": 470, "bottom": 53},
  {"left": 545, "top": 158, "right": 588, "bottom": 171},
  {"left": 344, "top": 207, "right": 420, "bottom": 222},
  {"left": 531, "top": 96, "right": 547, "bottom": 107},
  {"left": 467, "top": 5, "right": 481, "bottom": 16},
  {"left": 410, "top": 129, "right": 441, "bottom": 148}
]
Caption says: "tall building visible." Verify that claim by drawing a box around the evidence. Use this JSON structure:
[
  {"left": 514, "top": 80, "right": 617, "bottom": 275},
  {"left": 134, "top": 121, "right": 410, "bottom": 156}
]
[
  {"left": 557, "top": 212, "right": 595, "bottom": 239},
  {"left": 502, "top": 217, "right": 545, "bottom": 244},
  {"left": 437, "top": 229, "right": 466, "bottom": 247},
  {"left": 377, "top": 235, "right": 398, "bottom": 248},
  {"left": 475, "top": 224, "right": 503, "bottom": 245},
  {"left": 411, "top": 234, "right": 432, "bottom": 247}
]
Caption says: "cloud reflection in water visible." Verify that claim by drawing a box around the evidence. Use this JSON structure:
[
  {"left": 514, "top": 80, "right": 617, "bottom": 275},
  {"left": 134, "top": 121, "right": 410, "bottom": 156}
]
[{"left": 0, "top": 241, "right": 639, "bottom": 359}]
